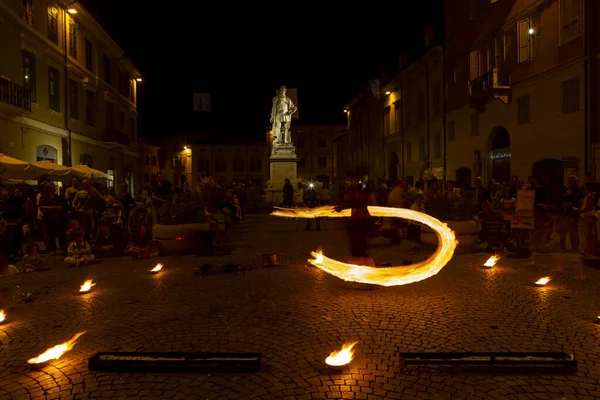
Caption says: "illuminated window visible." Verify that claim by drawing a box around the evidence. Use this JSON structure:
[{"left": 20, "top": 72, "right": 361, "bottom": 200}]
[
  {"left": 517, "top": 18, "right": 531, "bottom": 63},
  {"left": 47, "top": 4, "right": 58, "bottom": 43}
]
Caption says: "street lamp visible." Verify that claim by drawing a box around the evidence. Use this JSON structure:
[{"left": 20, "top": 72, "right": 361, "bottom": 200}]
[
  {"left": 67, "top": 8, "right": 77, "bottom": 14},
  {"left": 136, "top": 77, "right": 143, "bottom": 82}
]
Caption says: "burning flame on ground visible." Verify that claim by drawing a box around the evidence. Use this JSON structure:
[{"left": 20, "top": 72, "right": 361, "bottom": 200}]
[
  {"left": 325, "top": 341, "right": 359, "bottom": 366},
  {"left": 79, "top": 280, "right": 96, "bottom": 292},
  {"left": 0, "top": 310, "right": 5, "bottom": 323},
  {"left": 272, "top": 206, "right": 457, "bottom": 286},
  {"left": 535, "top": 277, "right": 550, "bottom": 286},
  {"left": 27, "top": 331, "right": 86, "bottom": 365},
  {"left": 483, "top": 255, "right": 500, "bottom": 267},
  {"left": 151, "top": 263, "right": 164, "bottom": 272}
]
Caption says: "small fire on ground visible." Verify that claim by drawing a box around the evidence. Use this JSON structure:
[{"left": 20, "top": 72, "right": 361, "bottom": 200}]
[
  {"left": 28, "top": 331, "right": 86, "bottom": 365},
  {"left": 483, "top": 255, "right": 499, "bottom": 267},
  {"left": 151, "top": 263, "right": 163, "bottom": 272},
  {"left": 79, "top": 280, "right": 96, "bottom": 292},
  {"left": 325, "top": 341, "right": 359, "bottom": 366},
  {"left": 535, "top": 277, "right": 550, "bottom": 286},
  {"left": 0, "top": 310, "right": 5, "bottom": 323}
]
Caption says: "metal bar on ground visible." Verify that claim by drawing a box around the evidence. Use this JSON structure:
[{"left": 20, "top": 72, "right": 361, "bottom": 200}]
[
  {"left": 88, "top": 352, "right": 262, "bottom": 373},
  {"left": 400, "top": 352, "right": 577, "bottom": 367}
]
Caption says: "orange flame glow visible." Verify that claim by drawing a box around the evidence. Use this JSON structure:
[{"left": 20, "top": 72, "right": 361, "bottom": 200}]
[
  {"left": 27, "top": 331, "right": 86, "bottom": 364},
  {"left": 79, "top": 280, "right": 95, "bottom": 292},
  {"left": 151, "top": 263, "right": 163, "bottom": 272},
  {"left": 483, "top": 255, "right": 499, "bottom": 267},
  {"left": 325, "top": 341, "right": 359, "bottom": 366},
  {"left": 535, "top": 277, "right": 550, "bottom": 286},
  {"left": 272, "top": 206, "right": 457, "bottom": 286},
  {"left": 0, "top": 310, "right": 5, "bottom": 323}
]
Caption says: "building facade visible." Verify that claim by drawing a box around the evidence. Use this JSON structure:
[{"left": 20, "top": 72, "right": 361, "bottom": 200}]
[
  {"left": 445, "top": 0, "right": 599, "bottom": 200},
  {"left": 0, "top": 0, "right": 140, "bottom": 192},
  {"left": 138, "top": 141, "right": 160, "bottom": 187},
  {"left": 161, "top": 136, "right": 268, "bottom": 187},
  {"left": 290, "top": 125, "right": 346, "bottom": 182}
]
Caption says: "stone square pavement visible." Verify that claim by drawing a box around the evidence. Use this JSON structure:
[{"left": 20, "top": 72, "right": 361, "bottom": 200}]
[{"left": 1, "top": 215, "right": 600, "bottom": 399}]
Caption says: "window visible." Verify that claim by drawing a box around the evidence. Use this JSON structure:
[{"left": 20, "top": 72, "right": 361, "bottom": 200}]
[
  {"left": 469, "top": 50, "right": 480, "bottom": 81},
  {"left": 106, "top": 102, "right": 114, "bottom": 137},
  {"left": 130, "top": 118, "right": 136, "bottom": 137},
  {"left": 69, "top": 80, "right": 79, "bottom": 119},
  {"left": 432, "top": 83, "right": 441, "bottom": 118},
  {"left": 406, "top": 141, "right": 412, "bottom": 162},
  {"left": 79, "top": 153, "right": 92, "bottom": 167},
  {"left": 85, "top": 39, "right": 93, "bottom": 71},
  {"left": 517, "top": 95, "right": 531, "bottom": 124},
  {"left": 469, "top": 0, "right": 478, "bottom": 21},
  {"left": 394, "top": 101, "right": 402, "bottom": 133},
  {"left": 417, "top": 92, "right": 426, "bottom": 123},
  {"left": 151, "top": 155, "right": 157, "bottom": 167},
  {"left": 318, "top": 138, "right": 326, "bottom": 148},
  {"left": 562, "top": 76, "right": 580, "bottom": 113},
  {"left": 69, "top": 21, "right": 77, "bottom": 59},
  {"left": 250, "top": 158, "right": 262, "bottom": 172},
  {"left": 448, "top": 120, "right": 456, "bottom": 142},
  {"left": 47, "top": 4, "right": 58, "bottom": 44},
  {"left": 129, "top": 79, "right": 135, "bottom": 102},
  {"left": 107, "top": 168, "right": 114, "bottom": 188},
  {"left": 22, "top": 50, "right": 36, "bottom": 102},
  {"left": 298, "top": 157, "right": 306, "bottom": 168},
  {"left": 233, "top": 156, "right": 245, "bottom": 172},
  {"left": 296, "top": 139, "right": 305, "bottom": 148},
  {"left": 145, "top": 154, "right": 149, "bottom": 165},
  {"left": 118, "top": 110, "right": 125, "bottom": 130},
  {"left": 85, "top": 90, "right": 95, "bottom": 126},
  {"left": 470, "top": 113, "right": 480, "bottom": 136},
  {"left": 318, "top": 157, "right": 327, "bottom": 168},
  {"left": 22, "top": 0, "right": 33, "bottom": 25},
  {"left": 495, "top": 33, "right": 505, "bottom": 69},
  {"left": 433, "top": 132, "right": 441, "bottom": 159},
  {"left": 48, "top": 66, "right": 60, "bottom": 112},
  {"left": 404, "top": 93, "right": 414, "bottom": 127},
  {"left": 517, "top": 18, "right": 531, "bottom": 63},
  {"left": 419, "top": 137, "right": 426, "bottom": 161},
  {"left": 103, "top": 54, "right": 112, "bottom": 84},
  {"left": 560, "top": 0, "right": 582, "bottom": 43},
  {"left": 383, "top": 106, "right": 391, "bottom": 136},
  {"left": 215, "top": 156, "right": 226, "bottom": 172}
]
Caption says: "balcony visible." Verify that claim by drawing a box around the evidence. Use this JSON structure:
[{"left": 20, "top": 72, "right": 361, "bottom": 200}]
[
  {"left": 104, "top": 129, "right": 132, "bottom": 147},
  {"left": 0, "top": 77, "right": 32, "bottom": 112},
  {"left": 468, "top": 69, "right": 511, "bottom": 112}
]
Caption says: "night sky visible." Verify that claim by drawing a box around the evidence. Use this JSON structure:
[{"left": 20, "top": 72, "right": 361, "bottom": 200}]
[{"left": 82, "top": 1, "right": 443, "bottom": 142}]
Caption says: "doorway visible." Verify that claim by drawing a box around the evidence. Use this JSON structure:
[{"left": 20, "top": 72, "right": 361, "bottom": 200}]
[
  {"left": 488, "top": 126, "right": 511, "bottom": 185},
  {"left": 456, "top": 167, "right": 472, "bottom": 189},
  {"left": 388, "top": 152, "right": 398, "bottom": 183}
]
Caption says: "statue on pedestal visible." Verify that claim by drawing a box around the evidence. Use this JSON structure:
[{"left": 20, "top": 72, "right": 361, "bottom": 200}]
[{"left": 270, "top": 86, "right": 297, "bottom": 146}]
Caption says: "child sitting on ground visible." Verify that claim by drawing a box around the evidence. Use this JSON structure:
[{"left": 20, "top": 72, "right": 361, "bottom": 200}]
[
  {"left": 21, "top": 244, "right": 45, "bottom": 272},
  {"left": 66, "top": 219, "right": 84, "bottom": 243},
  {"left": 65, "top": 231, "right": 94, "bottom": 266}
]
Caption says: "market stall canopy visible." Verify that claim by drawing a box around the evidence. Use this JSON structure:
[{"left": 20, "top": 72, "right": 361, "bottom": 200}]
[
  {"left": 0, "top": 153, "right": 39, "bottom": 180},
  {"left": 70, "top": 165, "right": 110, "bottom": 181},
  {"left": 32, "top": 160, "right": 72, "bottom": 181}
]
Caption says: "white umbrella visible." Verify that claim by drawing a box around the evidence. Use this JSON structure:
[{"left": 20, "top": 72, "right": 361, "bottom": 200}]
[
  {"left": 0, "top": 153, "right": 38, "bottom": 181},
  {"left": 32, "top": 160, "right": 73, "bottom": 181},
  {"left": 70, "top": 164, "right": 109, "bottom": 181}
]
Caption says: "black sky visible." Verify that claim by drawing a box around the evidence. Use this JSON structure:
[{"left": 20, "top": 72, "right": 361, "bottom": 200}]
[{"left": 82, "top": 1, "right": 443, "bottom": 142}]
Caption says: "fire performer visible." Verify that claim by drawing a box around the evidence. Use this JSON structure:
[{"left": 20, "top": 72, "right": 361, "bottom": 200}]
[{"left": 334, "top": 182, "right": 373, "bottom": 257}]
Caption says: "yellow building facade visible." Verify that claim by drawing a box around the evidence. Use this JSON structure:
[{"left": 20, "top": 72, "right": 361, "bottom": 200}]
[{"left": 0, "top": 0, "right": 140, "bottom": 191}]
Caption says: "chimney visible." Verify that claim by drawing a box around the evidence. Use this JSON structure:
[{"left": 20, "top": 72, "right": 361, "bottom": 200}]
[{"left": 424, "top": 26, "right": 436, "bottom": 48}]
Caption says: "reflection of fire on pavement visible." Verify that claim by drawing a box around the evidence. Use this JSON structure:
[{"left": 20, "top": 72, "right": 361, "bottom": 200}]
[
  {"left": 325, "top": 341, "right": 358, "bottom": 367},
  {"left": 272, "top": 206, "right": 457, "bottom": 287},
  {"left": 28, "top": 332, "right": 86, "bottom": 365}
]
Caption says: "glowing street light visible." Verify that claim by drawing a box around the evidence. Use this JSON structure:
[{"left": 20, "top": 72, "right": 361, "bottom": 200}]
[
  {"left": 136, "top": 77, "right": 143, "bottom": 82},
  {"left": 67, "top": 8, "right": 77, "bottom": 14},
  {"left": 529, "top": 28, "right": 535, "bottom": 35},
  {"left": 385, "top": 91, "right": 391, "bottom": 95}
]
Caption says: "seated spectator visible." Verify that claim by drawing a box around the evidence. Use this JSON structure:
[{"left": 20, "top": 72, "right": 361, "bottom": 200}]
[
  {"left": 94, "top": 220, "right": 124, "bottom": 258},
  {"left": 66, "top": 219, "right": 84, "bottom": 243},
  {"left": 21, "top": 244, "right": 45, "bottom": 272},
  {"left": 65, "top": 231, "right": 94, "bottom": 266}
]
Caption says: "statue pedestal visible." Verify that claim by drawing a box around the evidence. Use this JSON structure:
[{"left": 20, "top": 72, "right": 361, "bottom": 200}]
[{"left": 266, "top": 144, "right": 298, "bottom": 206}]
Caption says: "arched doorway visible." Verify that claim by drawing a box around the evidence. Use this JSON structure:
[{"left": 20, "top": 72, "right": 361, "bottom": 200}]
[
  {"left": 388, "top": 152, "right": 398, "bottom": 183},
  {"left": 532, "top": 159, "right": 563, "bottom": 206},
  {"left": 456, "top": 167, "right": 472, "bottom": 189},
  {"left": 488, "top": 126, "right": 511, "bottom": 185}
]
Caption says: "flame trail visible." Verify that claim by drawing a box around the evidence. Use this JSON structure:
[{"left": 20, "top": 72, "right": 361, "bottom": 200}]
[{"left": 272, "top": 206, "right": 457, "bottom": 286}]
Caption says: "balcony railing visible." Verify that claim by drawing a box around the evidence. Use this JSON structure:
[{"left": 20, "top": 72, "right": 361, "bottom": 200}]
[
  {"left": 0, "top": 77, "right": 32, "bottom": 111},
  {"left": 115, "top": 130, "right": 131, "bottom": 146},
  {"left": 468, "top": 68, "right": 511, "bottom": 104}
]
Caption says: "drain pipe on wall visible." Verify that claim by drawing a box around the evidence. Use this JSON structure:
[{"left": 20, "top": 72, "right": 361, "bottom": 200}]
[
  {"left": 442, "top": 47, "right": 447, "bottom": 182},
  {"left": 63, "top": 8, "right": 71, "bottom": 166},
  {"left": 418, "top": 57, "right": 431, "bottom": 186}
]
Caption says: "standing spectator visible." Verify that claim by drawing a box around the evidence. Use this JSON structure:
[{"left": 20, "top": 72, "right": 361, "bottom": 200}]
[
  {"left": 38, "top": 183, "right": 67, "bottom": 255},
  {"left": 282, "top": 179, "right": 294, "bottom": 208}
]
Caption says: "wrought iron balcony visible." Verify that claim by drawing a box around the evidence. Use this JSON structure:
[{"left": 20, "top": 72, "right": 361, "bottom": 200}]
[
  {"left": 0, "top": 77, "right": 32, "bottom": 111},
  {"left": 115, "top": 131, "right": 131, "bottom": 147},
  {"left": 468, "top": 69, "right": 511, "bottom": 111}
]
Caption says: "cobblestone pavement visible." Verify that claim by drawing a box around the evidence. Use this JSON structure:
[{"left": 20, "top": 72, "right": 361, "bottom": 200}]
[{"left": 1, "top": 215, "right": 600, "bottom": 399}]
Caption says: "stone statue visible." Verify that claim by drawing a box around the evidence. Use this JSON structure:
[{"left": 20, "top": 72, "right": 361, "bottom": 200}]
[{"left": 270, "top": 86, "right": 297, "bottom": 145}]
